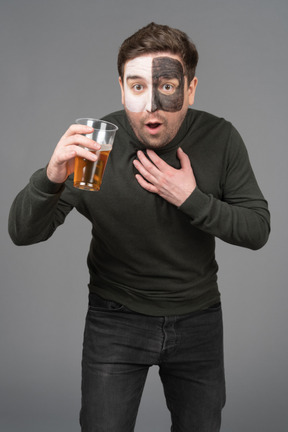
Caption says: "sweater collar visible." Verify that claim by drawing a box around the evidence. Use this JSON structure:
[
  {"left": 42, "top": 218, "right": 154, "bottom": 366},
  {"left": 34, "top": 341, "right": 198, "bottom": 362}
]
[{"left": 124, "top": 109, "right": 194, "bottom": 155}]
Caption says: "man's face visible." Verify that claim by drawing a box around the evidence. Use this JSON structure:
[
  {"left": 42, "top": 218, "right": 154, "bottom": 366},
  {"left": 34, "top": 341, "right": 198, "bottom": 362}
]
[{"left": 119, "top": 53, "right": 197, "bottom": 149}]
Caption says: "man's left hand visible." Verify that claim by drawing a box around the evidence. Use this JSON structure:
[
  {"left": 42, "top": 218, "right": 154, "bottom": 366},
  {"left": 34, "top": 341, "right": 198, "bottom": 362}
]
[{"left": 133, "top": 148, "right": 197, "bottom": 207}]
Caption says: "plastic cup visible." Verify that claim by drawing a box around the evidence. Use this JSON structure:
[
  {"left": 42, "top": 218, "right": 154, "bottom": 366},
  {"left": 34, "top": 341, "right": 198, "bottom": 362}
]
[{"left": 73, "top": 118, "right": 118, "bottom": 191}]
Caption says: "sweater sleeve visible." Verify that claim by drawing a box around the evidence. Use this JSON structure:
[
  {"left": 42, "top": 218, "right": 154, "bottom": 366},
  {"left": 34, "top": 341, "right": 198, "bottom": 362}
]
[
  {"left": 178, "top": 127, "right": 270, "bottom": 250},
  {"left": 8, "top": 168, "right": 74, "bottom": 246}
]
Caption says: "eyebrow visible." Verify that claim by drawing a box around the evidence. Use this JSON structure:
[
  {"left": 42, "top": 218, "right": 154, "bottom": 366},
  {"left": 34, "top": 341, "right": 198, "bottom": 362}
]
[
  {"left": 126, "top": 75, "right": 145, "bottom": 81},
  {"left": 126, "top": 75, "right": 180, "bottom": 83},
  {"left": 158, "top": 76, "right": 180, "bottom": 82}
]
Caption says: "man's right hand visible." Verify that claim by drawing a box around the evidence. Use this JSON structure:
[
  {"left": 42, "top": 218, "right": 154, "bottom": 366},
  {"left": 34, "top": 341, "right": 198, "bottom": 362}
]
[{"left": 46, "top": 124, "right": 101, "bottom": 184}]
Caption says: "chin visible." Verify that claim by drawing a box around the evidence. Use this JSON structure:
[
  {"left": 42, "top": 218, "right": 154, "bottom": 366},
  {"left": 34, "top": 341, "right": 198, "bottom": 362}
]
[{"left": 136, "top": 134, "right": 170, "bottom": 149}]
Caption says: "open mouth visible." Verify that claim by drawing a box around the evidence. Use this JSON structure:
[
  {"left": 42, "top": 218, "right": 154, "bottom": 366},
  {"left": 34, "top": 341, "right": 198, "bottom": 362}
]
[{"left": 146, "top": 122, "right": 161, "bottom": 129}]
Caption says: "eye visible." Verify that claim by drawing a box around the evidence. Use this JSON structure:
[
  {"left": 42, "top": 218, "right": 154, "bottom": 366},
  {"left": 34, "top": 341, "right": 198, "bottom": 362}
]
[
  {"left": 159, "top": 82, "right": 176, "bottom": 94},
  {"left": 132, "top": 84, "right": 144, "bottom": 92}
]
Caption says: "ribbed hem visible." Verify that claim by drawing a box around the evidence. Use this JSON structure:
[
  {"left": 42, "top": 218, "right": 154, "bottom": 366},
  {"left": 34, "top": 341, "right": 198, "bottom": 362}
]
[
  {"left": 88, "top": 282, "right": 220, "bottom": 317},
  {"left": 31, "top": 168, "right": 65, "bottom": 194},
  {"left": 178, "top": 187, "right": 211, "bottom": 221}
]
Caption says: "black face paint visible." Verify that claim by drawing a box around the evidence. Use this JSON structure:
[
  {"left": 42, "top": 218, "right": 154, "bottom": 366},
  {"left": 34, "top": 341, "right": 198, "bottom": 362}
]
[{"left": 151, "top": 57, "right": 185, "bottom": 112}]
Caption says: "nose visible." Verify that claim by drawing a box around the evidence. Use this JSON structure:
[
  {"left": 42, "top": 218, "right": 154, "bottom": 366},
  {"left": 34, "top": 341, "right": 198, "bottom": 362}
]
[
  {"left": 144, "top": 87, "right": 159, "bottom": 113},
  {"left": 147, "top": 87, "right": 160, "bottom": 113},
  {"left": 149, "top": 97, "right": 159, "bottom": 113}
]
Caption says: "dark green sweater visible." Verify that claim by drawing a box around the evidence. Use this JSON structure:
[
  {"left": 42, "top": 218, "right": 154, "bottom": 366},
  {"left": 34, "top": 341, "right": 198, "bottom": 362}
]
[{"left": 8, "top": 109, "right": 270, "bottom": 315}]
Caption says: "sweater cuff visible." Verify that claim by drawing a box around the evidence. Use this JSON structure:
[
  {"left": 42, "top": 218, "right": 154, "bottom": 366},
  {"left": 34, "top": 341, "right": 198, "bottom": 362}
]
[
  {"left": 178, "top": 187, "right": 210, "bottom": 221},
  {"left": 31, "top": 168, "right": 65, "bottom": 194}
]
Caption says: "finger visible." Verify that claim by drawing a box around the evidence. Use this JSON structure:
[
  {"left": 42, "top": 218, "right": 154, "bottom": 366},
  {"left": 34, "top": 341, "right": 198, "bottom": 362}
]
[
  {"left": 133, "top": 159, "right": 158, "bottom": 184},
  {"left": 53, "top": 147, "right": 98, "bottom": 166},
  {"left": 137, "top": 151, "right": 162, "bottom": 177},
  {"left": 177, "top": 147, "right": 192, "bottom": 171},
  {"left": 62, "top": 124, "right": 94, "bottom": 138},
  {"left": 53, "top": 147, "right": 77, "bottom": 164},
  {"left": 146, "top": 149, "right": 168, "bottom": 172},
  {"left": 135, "top": 174, "right": 158, "bottom": 193},
  {"left": 74, "top": 147, "right": 99, "bottom": 161},
  {"left": 64, "top": 134, "right": 100, "bottom": 151}
]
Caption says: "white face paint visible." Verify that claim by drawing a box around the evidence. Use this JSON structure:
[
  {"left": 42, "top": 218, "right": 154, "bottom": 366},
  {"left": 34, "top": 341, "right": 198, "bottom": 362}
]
[{"left": 123, "top": 56, "right": 154, "bottom": 113}]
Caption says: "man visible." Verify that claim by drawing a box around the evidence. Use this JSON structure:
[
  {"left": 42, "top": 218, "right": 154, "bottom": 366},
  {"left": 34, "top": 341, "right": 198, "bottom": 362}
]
[{"left": 9, "top": 22, "right": 270, "bottom": 432}]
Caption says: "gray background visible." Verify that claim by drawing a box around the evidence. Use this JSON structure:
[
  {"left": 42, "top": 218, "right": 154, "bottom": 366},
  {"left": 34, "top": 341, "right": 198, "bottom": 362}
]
[{"left": 1, "top": 0, "right": 287, "bottom": 431}]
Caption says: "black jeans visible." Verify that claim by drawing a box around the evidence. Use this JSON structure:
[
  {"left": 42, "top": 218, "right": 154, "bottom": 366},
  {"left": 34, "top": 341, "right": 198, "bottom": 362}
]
[{"left": 80, "top": 294, "right": 226, "bottom": 432}]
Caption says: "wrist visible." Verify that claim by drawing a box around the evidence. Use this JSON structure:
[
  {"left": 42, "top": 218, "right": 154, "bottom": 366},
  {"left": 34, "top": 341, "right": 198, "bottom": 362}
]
[
  {"left": 46, "top": 163, "right": 66, "bottom": 184},
  {"left": 176, "top": 185, "right": 196, "bottom": 207}
]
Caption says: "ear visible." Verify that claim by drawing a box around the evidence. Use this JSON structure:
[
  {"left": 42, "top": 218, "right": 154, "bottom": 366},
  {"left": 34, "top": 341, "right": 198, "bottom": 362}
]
[
  {"left": 187, "top": 77, "right": 198, "bottom": 106},
  {"left": 119, "top": 77, "right": 125, "bottom": 105}
]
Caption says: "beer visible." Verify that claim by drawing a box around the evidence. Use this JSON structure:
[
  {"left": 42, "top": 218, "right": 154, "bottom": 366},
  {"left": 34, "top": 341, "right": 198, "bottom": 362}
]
[
  {"left": 74, "top": 149, "right": 111, "bottom": 191},
  {"left": 73, "top": 118, "right": 118, "bottom": 191}
]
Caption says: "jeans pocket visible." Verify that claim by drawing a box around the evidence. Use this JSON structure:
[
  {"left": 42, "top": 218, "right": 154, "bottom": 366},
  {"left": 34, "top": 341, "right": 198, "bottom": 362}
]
[
  {"left": 207, "top": 302, "right": 221, "bottom": 311},
  {"left": 88, "top": 293, "right": 126, "bottom": 312}
]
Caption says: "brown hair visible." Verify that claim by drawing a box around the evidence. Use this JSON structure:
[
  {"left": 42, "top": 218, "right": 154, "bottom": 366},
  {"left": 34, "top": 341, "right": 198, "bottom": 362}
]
[{"left": 117, "top": 22, "right": 199, "bottom": 85}]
